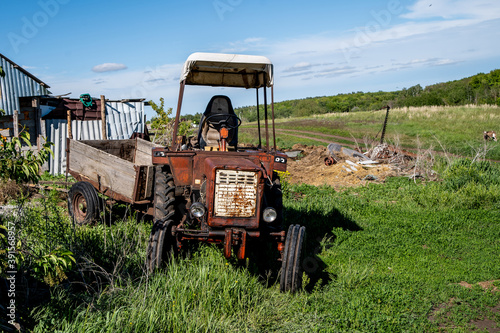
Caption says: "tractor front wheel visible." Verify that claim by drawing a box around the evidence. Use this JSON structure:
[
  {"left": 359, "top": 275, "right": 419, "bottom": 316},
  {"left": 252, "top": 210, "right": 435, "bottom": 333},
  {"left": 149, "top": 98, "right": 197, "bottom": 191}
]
[
  {"left": 280, "top": 224, "right": 306, "bottom": 293},
  {"left": 146, "top": 167, "right": 177, "bottom": 272}
]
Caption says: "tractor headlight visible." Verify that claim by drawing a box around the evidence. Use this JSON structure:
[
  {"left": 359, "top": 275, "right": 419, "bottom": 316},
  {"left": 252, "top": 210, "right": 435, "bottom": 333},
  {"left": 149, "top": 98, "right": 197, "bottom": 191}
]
[
  {"left": 262, "top": 207, "right": 277, "bottom": 223},
  {"left": 190, "top": 202, "right": 206, "bottom": 218}
]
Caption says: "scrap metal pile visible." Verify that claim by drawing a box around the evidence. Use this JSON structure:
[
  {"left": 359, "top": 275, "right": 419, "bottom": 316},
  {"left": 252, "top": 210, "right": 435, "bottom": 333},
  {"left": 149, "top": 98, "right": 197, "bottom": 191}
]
[{"left": 285, "top": 143, "right": 417, "bottom": 189}]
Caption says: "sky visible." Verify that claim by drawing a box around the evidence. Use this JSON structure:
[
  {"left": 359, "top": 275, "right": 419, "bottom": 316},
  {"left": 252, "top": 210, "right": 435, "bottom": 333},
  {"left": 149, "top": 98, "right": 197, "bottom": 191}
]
[{"left": 1, "top": 0, "right": 499, "bottom": 119}]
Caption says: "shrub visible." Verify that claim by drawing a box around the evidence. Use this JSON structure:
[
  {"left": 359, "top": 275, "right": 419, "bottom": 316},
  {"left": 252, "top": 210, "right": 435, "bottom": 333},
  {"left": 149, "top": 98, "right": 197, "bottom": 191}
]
[
  {"left": 0, "top": 132, "right": 52, "bottom": 184},
  {"left": 442, "top": 159, "right": 500, "bottom": 190}
]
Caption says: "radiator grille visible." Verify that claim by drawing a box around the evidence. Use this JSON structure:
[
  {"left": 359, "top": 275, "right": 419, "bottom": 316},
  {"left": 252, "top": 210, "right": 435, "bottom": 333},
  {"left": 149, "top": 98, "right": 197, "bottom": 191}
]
[{"left": 214, "top": 170, "right": 258, "bottom": 217}]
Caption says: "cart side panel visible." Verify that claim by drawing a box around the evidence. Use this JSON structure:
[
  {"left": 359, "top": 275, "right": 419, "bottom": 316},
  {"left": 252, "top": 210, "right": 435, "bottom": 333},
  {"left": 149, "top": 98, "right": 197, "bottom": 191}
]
[
  {"left": 69, "top": 139, "right": 137, "bottom": 201},
  {"left": 134, "top": 138, "right": 161, "bottom": 165},
  {"left": 79, "top": 139, "right": 136, "bottom": 163}
]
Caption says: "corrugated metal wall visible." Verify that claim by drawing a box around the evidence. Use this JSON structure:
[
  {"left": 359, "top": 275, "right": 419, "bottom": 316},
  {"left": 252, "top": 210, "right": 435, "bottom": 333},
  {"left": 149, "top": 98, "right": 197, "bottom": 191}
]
[
  {"left": 46, "top": 119, "right": 104, "bottom": 175},
  {"left": 106, "top": 101, "right": 145, "bottom": 139},
  {"left": 0, "top": 56, "right": 50, "bottom": 116},
  {"left": 46, "top": 102, "right": 146, "bottom": 175}
]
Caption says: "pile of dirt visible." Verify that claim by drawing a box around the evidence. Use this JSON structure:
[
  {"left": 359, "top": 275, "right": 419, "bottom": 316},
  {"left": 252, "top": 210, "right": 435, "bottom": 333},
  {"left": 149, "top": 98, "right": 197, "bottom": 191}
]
[{"left": 286, "top": 144, "right": 399, "bottom": 189}]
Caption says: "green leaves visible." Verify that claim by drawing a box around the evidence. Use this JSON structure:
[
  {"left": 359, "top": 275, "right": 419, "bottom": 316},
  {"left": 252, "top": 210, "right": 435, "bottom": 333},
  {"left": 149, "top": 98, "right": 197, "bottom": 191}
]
[
  {"left": 0, "top": 131, "right": 53, "bottom": 184},
  {"left": 33, "top": 247, "right": 76, "bottom": 286}
]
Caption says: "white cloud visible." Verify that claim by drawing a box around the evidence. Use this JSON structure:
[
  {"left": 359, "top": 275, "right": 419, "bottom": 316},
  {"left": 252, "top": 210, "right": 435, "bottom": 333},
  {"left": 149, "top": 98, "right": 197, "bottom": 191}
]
[
  {"left": 221, "top": 37, "right": 267, "bottom": 53},
  {"left": 284, "top": 62, "right": 316, "bottom": 73},
  {"left": 403, "top": 0, "right": 500, "bottom": 20},
  {"left": 92, "top": 63, "right": 128, "bottom": 73}
]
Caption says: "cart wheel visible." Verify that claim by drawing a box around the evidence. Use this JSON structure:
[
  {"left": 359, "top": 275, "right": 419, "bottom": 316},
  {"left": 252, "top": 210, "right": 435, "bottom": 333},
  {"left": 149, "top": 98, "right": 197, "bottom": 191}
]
[
  {"left": 68, "top": 181, "right": 100, "bottom": 225},
  {"left": 146, "top": 167, "right": 177, "bottom": 272},
  {"left": 280, "top": 224, "right": 306, "bottom": 293}
]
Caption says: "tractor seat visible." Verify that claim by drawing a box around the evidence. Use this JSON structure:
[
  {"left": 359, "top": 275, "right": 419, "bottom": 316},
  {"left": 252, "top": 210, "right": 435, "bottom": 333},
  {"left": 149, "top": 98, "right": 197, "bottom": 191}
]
[{"left": 198, "top": 95, "right": 238, "bottom": 150}]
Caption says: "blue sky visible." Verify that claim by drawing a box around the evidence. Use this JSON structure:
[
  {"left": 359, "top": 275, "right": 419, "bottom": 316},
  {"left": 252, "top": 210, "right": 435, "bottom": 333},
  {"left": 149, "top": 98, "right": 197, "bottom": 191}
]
[{"left": 1, "top": 0, "right": 499, "bottom": 118}]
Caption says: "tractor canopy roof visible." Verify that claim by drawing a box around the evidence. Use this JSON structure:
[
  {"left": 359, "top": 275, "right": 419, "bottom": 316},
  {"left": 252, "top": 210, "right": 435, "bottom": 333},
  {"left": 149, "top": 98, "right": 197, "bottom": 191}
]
[{"left": 180, "top": 52, "right": 273, "bottom": 89}]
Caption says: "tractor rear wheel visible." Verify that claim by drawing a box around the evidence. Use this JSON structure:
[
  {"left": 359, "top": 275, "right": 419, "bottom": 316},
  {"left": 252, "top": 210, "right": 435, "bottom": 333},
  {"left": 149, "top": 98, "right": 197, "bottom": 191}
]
[
  {"left": 146, "top": 167, "right": 177, "bottom": 272},
  {"left": 68, "top": 181, "right": 100, "bottom": 225},
  {"left": 280, "top": 224, "right": 306, "bottom": 292}
]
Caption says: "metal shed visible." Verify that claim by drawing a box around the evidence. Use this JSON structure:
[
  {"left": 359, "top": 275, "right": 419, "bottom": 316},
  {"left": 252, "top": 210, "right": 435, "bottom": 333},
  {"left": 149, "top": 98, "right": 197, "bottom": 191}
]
[
  {"left": 0, "top": 53, "right": 50, "bottom": 140},
  {"left": 0, "top": 53, "right": 50, "bottom": 116}
]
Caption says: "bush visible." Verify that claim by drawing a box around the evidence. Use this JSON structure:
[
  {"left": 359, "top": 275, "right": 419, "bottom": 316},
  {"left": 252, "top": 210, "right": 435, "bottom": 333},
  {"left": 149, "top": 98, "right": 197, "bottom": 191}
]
[
  {"left": 442, "top": 159, "right": 500, "bottom": 190},
  {"left": 0, "top": 132, "right": 52, "bottom": 184}
]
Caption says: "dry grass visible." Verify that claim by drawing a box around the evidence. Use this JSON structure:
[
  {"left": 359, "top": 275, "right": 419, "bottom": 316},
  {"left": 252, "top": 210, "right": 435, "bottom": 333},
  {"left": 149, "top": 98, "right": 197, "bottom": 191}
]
[{"left": 0, "top": 180, "right": 23, "bottom": 204}]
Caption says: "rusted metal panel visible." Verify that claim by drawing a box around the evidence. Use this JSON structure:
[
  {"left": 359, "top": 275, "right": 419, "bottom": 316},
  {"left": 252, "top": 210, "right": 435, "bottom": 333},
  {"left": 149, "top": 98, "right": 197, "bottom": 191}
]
[
  {"left": 214, "top": 169, "right": 257, "bottom": 217},
  {"left": 167, "top": 152, "right": 195, "bottom": 185},
  {"left": 204, "top": 156, "right": 264, "bottom": 229}
]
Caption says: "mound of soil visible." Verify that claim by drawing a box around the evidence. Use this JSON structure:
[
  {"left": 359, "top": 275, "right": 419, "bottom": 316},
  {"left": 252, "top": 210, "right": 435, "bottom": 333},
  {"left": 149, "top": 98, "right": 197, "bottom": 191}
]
[{"left": 286, "top": 144, "right": 398, "bottom": 189}]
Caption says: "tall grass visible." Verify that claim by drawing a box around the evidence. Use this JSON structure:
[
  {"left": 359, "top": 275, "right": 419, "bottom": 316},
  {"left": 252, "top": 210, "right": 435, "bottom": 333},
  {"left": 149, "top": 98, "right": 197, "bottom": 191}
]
[{"left": 4, "top": 158, "right": 500, "bottom": 332}]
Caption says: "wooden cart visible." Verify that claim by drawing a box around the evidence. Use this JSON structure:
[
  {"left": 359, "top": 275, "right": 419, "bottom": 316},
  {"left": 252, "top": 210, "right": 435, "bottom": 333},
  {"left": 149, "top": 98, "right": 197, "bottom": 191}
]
[{"left": 66, "top": 138, "right": 159, "bottom": 223}]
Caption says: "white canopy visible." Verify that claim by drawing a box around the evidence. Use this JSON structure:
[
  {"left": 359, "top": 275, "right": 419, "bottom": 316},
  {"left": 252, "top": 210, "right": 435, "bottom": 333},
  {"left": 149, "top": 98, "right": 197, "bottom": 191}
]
[{"left": 180, "top": 52, "right": 273, "bottom": 88}]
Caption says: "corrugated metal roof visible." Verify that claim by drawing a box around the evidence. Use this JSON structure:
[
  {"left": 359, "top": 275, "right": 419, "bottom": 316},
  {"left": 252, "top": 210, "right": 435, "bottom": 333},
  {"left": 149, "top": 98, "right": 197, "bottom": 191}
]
[{"left": 0, "top": 53, "right": 50, "bottom": 116}]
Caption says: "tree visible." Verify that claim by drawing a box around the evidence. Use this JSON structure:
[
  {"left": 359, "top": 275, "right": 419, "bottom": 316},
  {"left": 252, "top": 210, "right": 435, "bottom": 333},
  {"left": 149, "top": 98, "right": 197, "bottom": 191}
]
[
  {"left": 0, "top": 65, "right": 5, "bottom": 78},
  {"left": 148, "top": 98, "right": 173, "bottom": 146}
]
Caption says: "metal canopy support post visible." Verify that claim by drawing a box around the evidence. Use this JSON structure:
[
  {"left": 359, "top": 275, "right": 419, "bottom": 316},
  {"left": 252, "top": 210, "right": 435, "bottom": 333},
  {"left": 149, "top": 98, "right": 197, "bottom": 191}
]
[
  {"left": 271, "top": 86, "right": 276, "bottom": 151},
  {"left": 171, "top": 81, "right": 186, "bottom": 151},
  {"left": 256, "top": 87, "right": 262, "bottom": 148},
  {"left": 263, "top": 74, "right": 269, "bottom": 151}
]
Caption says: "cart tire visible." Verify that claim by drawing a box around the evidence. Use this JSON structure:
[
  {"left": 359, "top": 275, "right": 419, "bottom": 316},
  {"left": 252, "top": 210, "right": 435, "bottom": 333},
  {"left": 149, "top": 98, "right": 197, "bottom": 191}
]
[
  {"left": 146, "top": 167, "right": 177, "bottom": 272},
  {"left": 280, "top": 224, "right": 306, "bottom": 292},
  {"left": 68, "top": 181, "right": 100, "bottom": 225}
]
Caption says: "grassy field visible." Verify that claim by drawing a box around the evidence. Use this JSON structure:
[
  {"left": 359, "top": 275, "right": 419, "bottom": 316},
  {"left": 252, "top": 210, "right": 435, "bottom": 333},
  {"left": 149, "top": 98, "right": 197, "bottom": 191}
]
[
  {"left": 241, "top": 105, "right": 500, "bottom": 160},
  {"left": 1, "top": 158, "right": 499, "bottom": 332}
]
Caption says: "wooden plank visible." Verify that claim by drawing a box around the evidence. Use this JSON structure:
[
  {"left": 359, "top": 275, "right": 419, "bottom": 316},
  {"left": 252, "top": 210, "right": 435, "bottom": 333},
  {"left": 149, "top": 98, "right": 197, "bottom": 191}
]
[
  {"left": 134, "top": 138, "right": 160, "bottom": 165},
  {"left": 68, "top": 140, "right": 137, "bottom": 200},
  {"left": 144, "top": 166, "right": 154, "bottom": 198},
  {"left": 81, "top": 139, "right": 136, "bottom": 162},
  {"left": 67, "top": 109, "right": 72, "bottom": 139}
]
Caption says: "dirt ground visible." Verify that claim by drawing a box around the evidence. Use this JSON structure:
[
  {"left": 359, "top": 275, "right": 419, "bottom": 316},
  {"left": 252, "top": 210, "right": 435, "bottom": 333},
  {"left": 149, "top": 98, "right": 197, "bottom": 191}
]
[{"left": 285, "top": 144, "right": 400, "bottom": 190}]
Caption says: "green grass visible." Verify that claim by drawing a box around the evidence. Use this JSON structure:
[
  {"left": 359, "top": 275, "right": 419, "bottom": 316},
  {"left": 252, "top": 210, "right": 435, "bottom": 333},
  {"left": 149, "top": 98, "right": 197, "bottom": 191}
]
[{"left": 2, "top": 159, "right": 500, "bottom": 332}]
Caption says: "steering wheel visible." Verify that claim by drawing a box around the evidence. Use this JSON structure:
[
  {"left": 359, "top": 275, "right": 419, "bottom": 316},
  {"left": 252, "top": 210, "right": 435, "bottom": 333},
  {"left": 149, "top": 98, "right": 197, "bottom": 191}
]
[{"left": 204, "top": 113, "right": 241, "bottom": 130}]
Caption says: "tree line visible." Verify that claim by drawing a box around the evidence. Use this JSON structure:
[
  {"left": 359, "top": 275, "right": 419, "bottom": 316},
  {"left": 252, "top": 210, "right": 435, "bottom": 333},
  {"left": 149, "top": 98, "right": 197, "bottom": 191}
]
[{"left": 235, "top": 69, "right": 500, "bottom": 122}]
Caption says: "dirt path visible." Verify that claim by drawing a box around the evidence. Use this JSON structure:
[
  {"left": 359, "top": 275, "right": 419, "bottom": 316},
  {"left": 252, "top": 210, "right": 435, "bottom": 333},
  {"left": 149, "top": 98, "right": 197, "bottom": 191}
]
[
  {"left": 274, "top": 129, "right": 358, "bottom": 148},
  {"left": 277, "top": 129, "right": 359, "bottom": 143}
]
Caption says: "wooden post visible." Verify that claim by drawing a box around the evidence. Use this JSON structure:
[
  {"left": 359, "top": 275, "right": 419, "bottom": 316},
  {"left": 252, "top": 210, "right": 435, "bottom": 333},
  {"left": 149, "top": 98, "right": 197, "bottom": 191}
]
[
  {"left": 33, "top": 97, "right": 42, "bottom": 150},
  {"left": 100, "top": 95, "right": 107, "bottom": 140},
  {"left": 67, "top": 109, "right": 73, "bottom": 139},
  {"left": 380, "top": 105, "right": 390, "bottom": 145},
  {"left": 13, "top": 110, "right": 19, "bottom": 137}
]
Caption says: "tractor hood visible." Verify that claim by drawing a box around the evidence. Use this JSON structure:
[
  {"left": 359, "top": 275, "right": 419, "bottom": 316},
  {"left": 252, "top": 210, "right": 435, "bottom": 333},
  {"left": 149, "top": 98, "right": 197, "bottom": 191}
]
[{"left": 180, "top": 52, "right": 273, "bottom": 88}]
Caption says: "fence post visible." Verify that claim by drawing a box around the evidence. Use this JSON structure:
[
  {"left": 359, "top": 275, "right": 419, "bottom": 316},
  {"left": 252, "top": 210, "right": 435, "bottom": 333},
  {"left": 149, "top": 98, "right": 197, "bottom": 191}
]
[
  {"left": 13, "top": 110, "right": 19, "bottom": 137},
  {"left": 101, "top": 95, "right": 107, "bottom": 140},
  {"left": 67, "top": 109, "right": 73, "bottom": 139}
]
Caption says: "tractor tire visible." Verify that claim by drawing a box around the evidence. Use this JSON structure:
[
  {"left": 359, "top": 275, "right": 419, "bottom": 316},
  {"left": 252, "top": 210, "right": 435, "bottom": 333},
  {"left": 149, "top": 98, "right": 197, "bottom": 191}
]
[
  {"left": 280, "top": 224, "right": 306, "bottom": 293},
  {"left": 68, "top": 181, "right": 100, "bottom": 225},
  {"left": 146, "top": 167, "right": 177, "bottom": 272}
]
